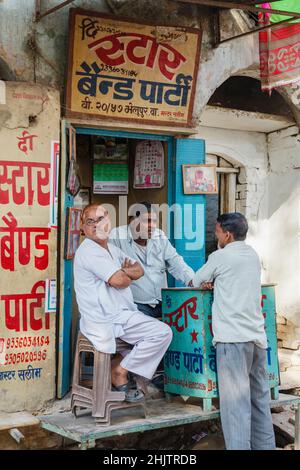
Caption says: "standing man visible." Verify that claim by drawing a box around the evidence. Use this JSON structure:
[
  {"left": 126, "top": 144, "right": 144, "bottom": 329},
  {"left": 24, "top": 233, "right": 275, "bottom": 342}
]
[
  {"left": 110, "top": 201, "right": 194, "bottom": 318},
  {"left": 74, "top": 203, "right": 172, "bottom": 402},
  {"left": 192, "top": 212, "right": 275, "bottom": 450}
]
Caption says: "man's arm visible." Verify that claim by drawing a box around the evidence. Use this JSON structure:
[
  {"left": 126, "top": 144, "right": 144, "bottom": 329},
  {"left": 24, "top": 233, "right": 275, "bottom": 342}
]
[
  {"left": 122, "top": 258, "right": 144, "bottom": 280},
  {"left": 163, "top": 238, "right": 194, "bottom": 285},
  {"left": 107, "top": 269, "right": 132, "bottom": 288},
  {"left": 193, "top": 253, "right": 217, "bottom": 287}
]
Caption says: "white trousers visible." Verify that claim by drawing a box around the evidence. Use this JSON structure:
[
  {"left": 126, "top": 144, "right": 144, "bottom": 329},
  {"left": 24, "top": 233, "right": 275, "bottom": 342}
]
[{"left": 115, "top": 311, "right": 172, "bottom": 380}]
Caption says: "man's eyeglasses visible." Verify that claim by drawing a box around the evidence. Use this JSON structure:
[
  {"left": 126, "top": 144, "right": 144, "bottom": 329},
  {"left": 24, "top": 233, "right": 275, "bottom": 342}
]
[{"left": 84, "top": 216, "right": 107, "bottom": 226}]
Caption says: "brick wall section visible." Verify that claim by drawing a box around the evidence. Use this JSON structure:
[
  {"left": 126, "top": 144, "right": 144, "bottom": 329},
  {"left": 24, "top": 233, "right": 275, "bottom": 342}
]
[
  {"left": 235, "top": 168, "right": 266, "bottom": 219},
  {"left": 277, "top": 316, "right": 300, "bottom": 389}
]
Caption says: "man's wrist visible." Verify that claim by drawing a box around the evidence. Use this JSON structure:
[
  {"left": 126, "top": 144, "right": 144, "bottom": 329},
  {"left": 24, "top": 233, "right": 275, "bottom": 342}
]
[{"left": 121, "top": 267, "right": 132, "bottom": 279}]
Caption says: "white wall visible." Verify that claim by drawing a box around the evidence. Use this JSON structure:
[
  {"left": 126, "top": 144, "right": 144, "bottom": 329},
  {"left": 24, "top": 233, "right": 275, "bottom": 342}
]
[
  {"left": 198, "top": 122, "right": 300, "bottom": 340},
  {"left": 267, "top": 128, "right": 300, "bottom": 327},
  {"left": 197, "top": 125, "right": 270, "bottom": 280}
]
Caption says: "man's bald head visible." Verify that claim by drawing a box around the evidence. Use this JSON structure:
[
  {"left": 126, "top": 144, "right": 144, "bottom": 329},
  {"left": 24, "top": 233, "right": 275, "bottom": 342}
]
[
  {"left": 81, "top": 204, "right": 111, "bottom": 244},
  {"left": 81, "top": 203, "right": 101, "bottom": 224}
]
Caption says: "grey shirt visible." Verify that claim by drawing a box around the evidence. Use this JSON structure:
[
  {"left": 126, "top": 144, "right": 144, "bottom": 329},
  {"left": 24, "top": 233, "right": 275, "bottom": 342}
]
[{"left": 193, "top": 241, "right": 267, "bottom": 348}]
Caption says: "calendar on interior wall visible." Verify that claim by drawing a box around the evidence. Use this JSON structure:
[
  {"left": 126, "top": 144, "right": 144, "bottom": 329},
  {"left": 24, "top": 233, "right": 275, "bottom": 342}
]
[
  {"left": 93, "top": 162, "right": 129, "bottom": 194},
  {"left": 133, "top": 140, "right": 164, "bottom": 189}
]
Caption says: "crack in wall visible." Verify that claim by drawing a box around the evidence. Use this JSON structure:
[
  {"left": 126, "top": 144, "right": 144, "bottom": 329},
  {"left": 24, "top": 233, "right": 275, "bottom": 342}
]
[{"left": 0, "top": 96, "right": 48, "bottom": 131}]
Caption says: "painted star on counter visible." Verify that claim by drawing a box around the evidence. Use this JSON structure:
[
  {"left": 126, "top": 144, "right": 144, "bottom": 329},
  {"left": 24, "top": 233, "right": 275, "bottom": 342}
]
[{"left": 190, "top": 329, "right": 198, "bottom": 343}]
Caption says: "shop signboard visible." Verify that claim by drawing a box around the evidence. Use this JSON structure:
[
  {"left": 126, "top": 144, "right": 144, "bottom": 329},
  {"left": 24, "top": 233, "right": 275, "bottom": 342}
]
[{"left": 66, "top": 9, "right": 201, "bottom": 127}]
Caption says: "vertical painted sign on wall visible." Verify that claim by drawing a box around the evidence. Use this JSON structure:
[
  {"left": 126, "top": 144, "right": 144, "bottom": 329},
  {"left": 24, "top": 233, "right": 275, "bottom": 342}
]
[{"left": 0, "top": 83, "right": 60, "bottom": 411}]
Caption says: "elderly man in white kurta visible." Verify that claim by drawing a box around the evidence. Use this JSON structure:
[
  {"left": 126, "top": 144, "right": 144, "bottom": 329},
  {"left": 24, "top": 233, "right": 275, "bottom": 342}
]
[{"left": 74, "top": 204, "right": 172, "bottom": 402}]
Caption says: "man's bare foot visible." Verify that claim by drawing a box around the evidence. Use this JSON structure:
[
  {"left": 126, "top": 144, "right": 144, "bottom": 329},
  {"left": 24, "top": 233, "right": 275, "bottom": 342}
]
[
  {"left": 111, "top": 353, "right": 123, "bottom": 370},
  {"left": 111, "top": 362, "right": 128, "bottom": 387}
]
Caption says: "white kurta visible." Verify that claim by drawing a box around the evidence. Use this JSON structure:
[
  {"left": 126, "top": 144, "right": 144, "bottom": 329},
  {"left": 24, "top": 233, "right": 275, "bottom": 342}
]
[
  {"left": 74, "top": 239, "right": 139, "bottom": 353},
  {"left": 73, "top": 238, "right": 172, "bottom": 378}
]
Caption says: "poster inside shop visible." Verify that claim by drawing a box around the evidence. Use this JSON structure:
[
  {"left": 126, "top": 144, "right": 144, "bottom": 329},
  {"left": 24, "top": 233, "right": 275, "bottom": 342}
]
[
  {"left": 94, "top": 137, "right": 128, "bottom": 161},
  {"left": 65, "top": 9, "right": 202, "bottom": 126},
  {"left": 93, "top": 162, "right": 129, "bottom": 194},
  {"left": 133, "top": 140, "right": 164, "bottom": 189}
]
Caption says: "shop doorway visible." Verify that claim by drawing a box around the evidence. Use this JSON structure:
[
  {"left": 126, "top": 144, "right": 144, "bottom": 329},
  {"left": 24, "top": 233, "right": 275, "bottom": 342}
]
[{"left": 57, "top": 125, "right": 206, "bottom": 398}]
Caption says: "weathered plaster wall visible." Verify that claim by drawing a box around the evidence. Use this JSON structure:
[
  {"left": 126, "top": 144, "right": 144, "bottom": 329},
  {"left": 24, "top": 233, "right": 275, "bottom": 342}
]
[
  {"left": 266, "top": 128, "right": 300, "bottom": 328},
  {"left": 0, "top": 1, "right": 110, "bottom": 86}
]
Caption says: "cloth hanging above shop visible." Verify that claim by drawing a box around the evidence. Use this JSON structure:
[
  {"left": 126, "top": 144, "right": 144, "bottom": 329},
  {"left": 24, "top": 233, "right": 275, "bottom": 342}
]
[
  {"left": 133, "top": 140, "right": 164, "bottom": 189},
  {"left": 268, "top": 1, "right": 300, "bottom": 23},
  {"left": 258, "top": 1, "right": 300, "bottom": 91}
]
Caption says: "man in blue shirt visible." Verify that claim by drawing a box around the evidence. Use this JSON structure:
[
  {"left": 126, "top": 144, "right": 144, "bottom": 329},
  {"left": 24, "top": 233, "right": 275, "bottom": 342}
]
[{"left": 110, "top": 201, "right": 194, "bottom": 319}]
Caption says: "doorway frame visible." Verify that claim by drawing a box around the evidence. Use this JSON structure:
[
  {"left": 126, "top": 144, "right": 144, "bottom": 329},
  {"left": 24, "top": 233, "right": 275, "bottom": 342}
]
[{"left": 57, "top": 121, "right": 175, "bottom": 398}]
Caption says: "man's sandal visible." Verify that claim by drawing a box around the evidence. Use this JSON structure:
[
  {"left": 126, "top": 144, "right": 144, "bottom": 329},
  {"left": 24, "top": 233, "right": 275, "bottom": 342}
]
[{"left": 112, "top": 382, "right": 145, "bottom": 402}]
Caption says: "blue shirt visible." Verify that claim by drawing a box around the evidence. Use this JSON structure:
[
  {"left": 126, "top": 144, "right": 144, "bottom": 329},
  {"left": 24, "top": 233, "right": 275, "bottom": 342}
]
[{"left": 109, "top": 225, "right": 194, "bottom": 304}]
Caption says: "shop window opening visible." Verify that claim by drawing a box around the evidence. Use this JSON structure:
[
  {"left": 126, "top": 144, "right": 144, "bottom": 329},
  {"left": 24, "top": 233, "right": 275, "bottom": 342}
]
[{"left": 205, "top": 154, "right": 239, "bottom": 259}]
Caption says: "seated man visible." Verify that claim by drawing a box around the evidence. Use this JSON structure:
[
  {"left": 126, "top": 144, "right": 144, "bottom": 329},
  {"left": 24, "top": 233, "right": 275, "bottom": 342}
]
[
  {"left": 109, "top": 201, "right": 194, "bottom": 318},
  {"left": 74, "top": 203, "right": 173, "bottom": 402}
]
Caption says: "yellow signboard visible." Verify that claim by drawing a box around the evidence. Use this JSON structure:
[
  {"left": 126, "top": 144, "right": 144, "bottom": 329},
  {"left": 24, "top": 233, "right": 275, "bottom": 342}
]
[{"left": 66, "top": 9, "right": 202, "bottom": 127}]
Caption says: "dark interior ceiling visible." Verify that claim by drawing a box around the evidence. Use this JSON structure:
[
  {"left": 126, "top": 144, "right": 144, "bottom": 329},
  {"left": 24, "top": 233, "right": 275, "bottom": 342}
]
[{"left": 208, "top": 76, "right": 294, "bottom": 117}]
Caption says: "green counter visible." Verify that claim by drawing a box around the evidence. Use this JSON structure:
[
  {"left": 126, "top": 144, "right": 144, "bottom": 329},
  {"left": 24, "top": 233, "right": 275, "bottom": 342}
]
[{"left": 162, "top": 285, "right": 280, "bottom": 411}]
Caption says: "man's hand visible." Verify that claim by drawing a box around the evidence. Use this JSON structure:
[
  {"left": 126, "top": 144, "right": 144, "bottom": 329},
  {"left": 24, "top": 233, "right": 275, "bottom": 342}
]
[
  {"left": 108, "top": 270, "right": 132, "bottom": 289},
  {"left": 200, "top": 282, "right": 214, "bottom": 290},
  {"left": 121, "top": 259, "right": 144, "bottom": 280},
  {"left": 122, "top": 258, "right": 132, "bottom": 269}
]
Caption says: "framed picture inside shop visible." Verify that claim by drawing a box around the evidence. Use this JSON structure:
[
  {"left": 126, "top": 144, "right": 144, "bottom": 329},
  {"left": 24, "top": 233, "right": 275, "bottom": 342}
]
[
  {"left": 93, "top": 137, "right": 128, "bottom": 161},
  {"left": 182, "top": 164, "right": 218, "bottom": 194},
  {"left": 64, "top": 207, "right": 82, "bottom": 259}
]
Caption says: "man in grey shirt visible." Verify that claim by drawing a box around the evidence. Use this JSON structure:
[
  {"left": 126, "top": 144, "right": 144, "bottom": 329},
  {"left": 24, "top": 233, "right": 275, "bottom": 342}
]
[
  {"left": 110, "top": 201, "right": 194, "bottom": 319},
  {"left": 193, "top": 212, "right": 275, "bottom": 450}
]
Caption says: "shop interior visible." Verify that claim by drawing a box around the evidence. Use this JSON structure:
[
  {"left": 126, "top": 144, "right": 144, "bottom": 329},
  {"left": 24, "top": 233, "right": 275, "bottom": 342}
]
[
  {"left": 61, "top": 127, "right": 239, "bottom": 392},
  {"left": 65, "top": 130, "right": 170, "bottom": 369},
  {"left": 73, "top": 133, "right": 169, "bottom": 228}
]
